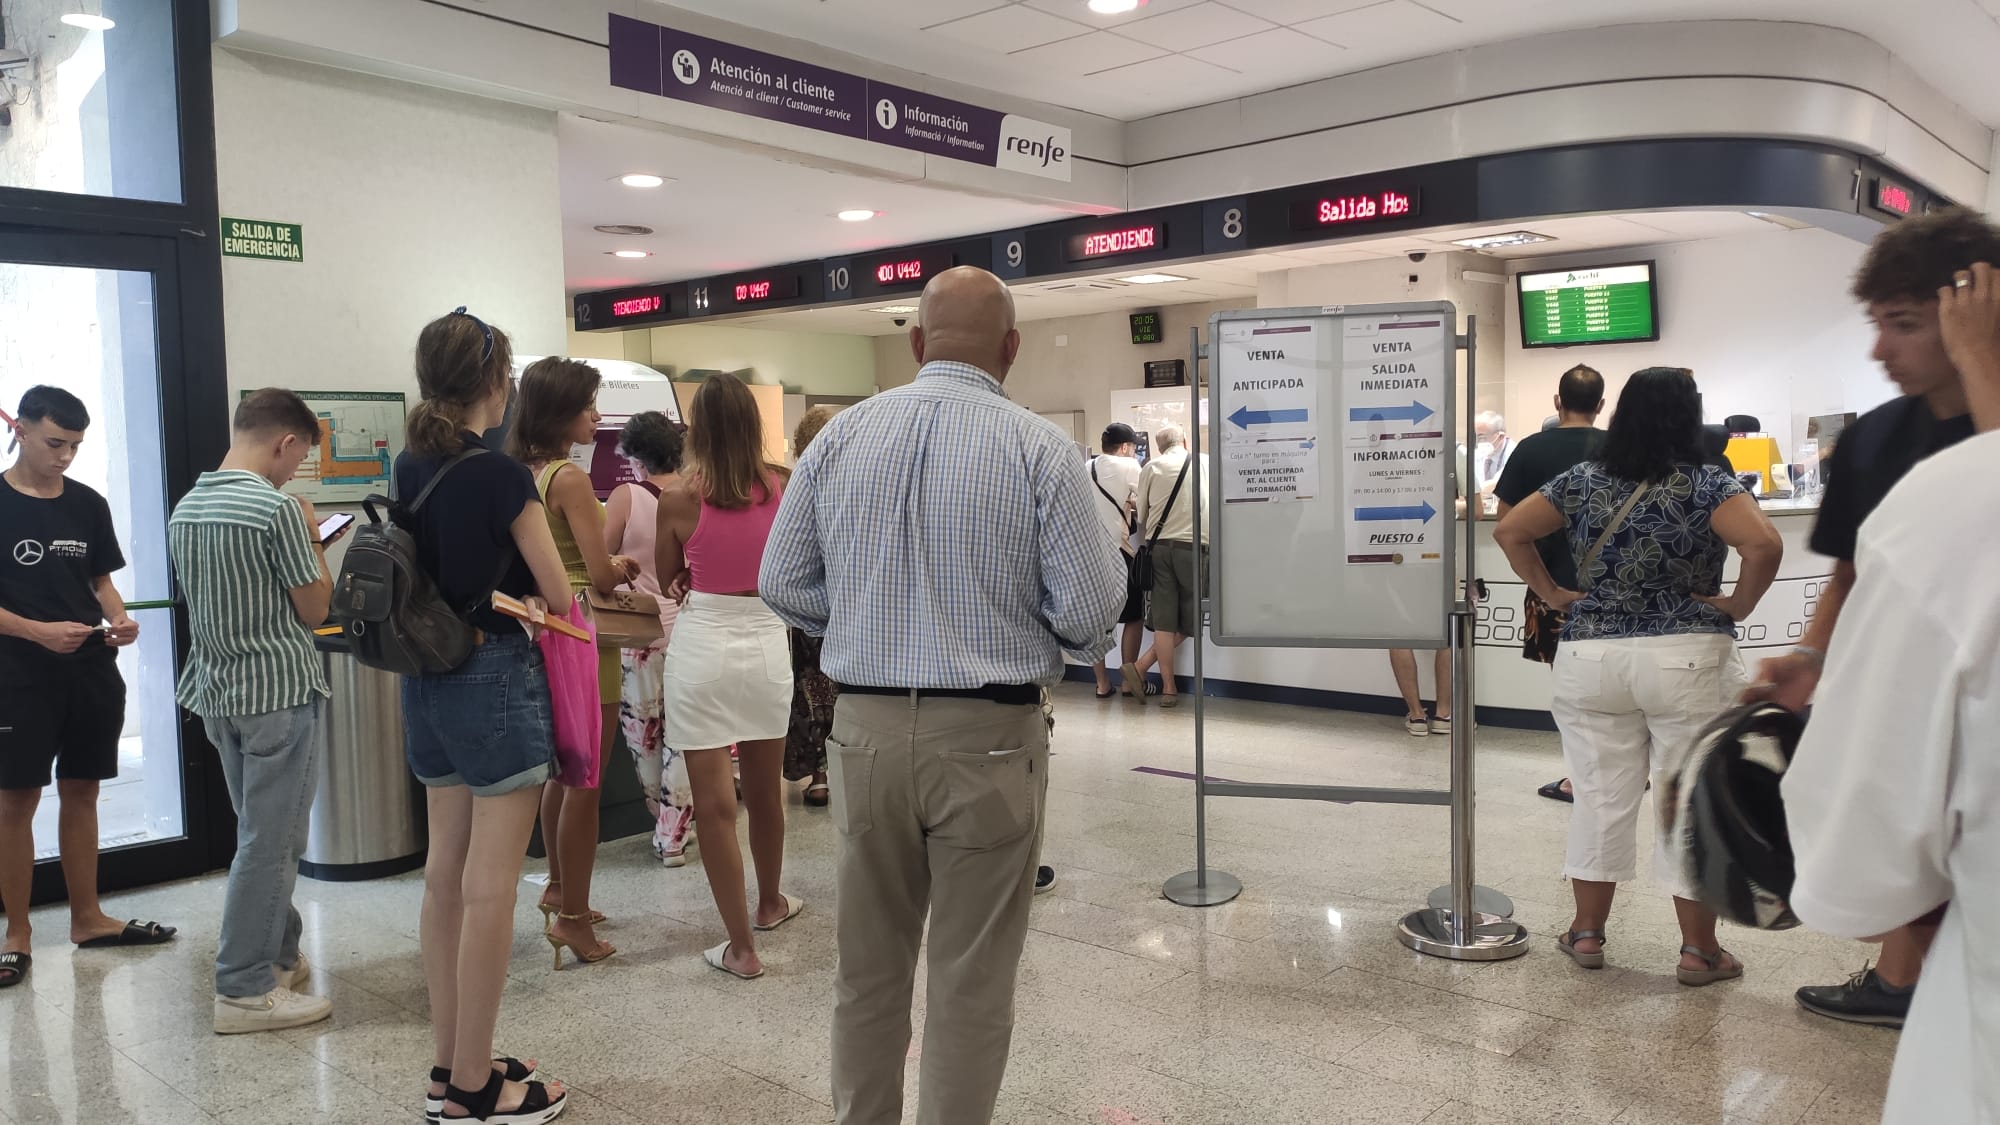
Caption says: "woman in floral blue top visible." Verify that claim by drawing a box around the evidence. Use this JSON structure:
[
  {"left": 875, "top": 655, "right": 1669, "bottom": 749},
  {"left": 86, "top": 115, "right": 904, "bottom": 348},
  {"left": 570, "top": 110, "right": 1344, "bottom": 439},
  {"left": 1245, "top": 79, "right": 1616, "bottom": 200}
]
[{"left": 1495, "top": 367, "right": 1783, "bottom": 985}]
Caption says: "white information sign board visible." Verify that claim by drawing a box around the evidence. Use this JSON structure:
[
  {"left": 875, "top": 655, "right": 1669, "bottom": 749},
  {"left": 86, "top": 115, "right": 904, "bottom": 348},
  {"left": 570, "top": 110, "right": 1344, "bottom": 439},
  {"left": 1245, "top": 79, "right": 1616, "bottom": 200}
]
[
  {"left": 1218, "top": 318, "right": 1321, "bottom": 504},
  {"left": 1208, "top": 304, "right": 1458, "bottom": 649}
]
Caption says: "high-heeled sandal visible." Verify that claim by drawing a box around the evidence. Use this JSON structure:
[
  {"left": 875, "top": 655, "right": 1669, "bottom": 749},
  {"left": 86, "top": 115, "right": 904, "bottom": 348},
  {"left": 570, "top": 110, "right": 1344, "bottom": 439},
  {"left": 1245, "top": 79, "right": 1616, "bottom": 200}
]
[
  {"left": 535, "top": 886, "right": 604, "bottom": 927},
  {"left": 546, "top": 912, "right": 615, "bottom": 970},
  {"left": 441, "top": 1070, "right": 566, "bottom": 1124},
  {"left": 425, "top": 1059, "right": 535, "bottom": 1123}
]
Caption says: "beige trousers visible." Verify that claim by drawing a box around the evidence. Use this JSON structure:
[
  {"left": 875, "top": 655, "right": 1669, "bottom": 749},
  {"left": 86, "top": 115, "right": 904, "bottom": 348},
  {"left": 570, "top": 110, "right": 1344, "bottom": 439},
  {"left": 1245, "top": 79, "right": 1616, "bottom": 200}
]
[{"left": 826, "top": 692, "right": 1050, "bottom": 1125}]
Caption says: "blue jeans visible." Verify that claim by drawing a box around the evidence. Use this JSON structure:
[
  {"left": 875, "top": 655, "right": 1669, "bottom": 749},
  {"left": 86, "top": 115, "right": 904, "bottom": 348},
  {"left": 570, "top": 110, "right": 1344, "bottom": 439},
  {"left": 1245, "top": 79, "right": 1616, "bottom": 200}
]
[{"left": 203, "top": 701, "right": 320, "bottom": 998}]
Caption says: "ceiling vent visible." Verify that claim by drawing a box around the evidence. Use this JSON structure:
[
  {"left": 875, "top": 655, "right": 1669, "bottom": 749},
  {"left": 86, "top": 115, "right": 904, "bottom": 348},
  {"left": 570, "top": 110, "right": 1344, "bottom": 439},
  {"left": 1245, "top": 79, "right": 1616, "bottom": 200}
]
[{"left": 593, "top": 224, "right": 654, "bottom": 236}]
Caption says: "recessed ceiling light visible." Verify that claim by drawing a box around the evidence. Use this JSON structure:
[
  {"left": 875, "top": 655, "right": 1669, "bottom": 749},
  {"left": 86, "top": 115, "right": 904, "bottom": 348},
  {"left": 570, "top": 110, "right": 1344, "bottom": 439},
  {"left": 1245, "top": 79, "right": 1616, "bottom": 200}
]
[
  {"left": 609, "top": 250, "right": 652, "bottom": 259},
  {"left": 1450, "top": 231, "right": 1552, "bottom": 250},
  {"left": 618, "top": 173, "right": 666, "bottom": 188},
  {"left": 60, "top": 13, "right": 115, "bottom": 29},
  {"left": 1118, "top": 272, "right": 1189, "bottom": 284},
  {"left": 870, "top": 305, "right": 918, "bottom": 314},
  {"left": 1087, "top": 0, "right": 1141, "bottom": 13},
  {"left": 836, "top": 209, "right": 879, "bottom": 222}
]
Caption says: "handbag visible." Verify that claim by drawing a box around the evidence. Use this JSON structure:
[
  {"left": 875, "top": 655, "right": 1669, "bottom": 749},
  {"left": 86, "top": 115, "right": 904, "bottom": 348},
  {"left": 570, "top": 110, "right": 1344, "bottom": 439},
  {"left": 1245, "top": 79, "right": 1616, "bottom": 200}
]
[
  {"left": 583, "top": 586, "right": 664, "bottom": 650},
  {"left": 536, "top": 598, "right": 602, "bottom": 787},
  {"left": 1133, "top": 459, "right": 1191, "bottom": 594}
]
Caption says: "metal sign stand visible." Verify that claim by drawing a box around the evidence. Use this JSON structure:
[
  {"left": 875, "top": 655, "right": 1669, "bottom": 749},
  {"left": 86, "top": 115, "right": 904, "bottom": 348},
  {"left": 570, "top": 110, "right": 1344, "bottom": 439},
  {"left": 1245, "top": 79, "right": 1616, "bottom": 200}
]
[{"left": 1163, "top": 317, "right": 1529, "bottom": 962}]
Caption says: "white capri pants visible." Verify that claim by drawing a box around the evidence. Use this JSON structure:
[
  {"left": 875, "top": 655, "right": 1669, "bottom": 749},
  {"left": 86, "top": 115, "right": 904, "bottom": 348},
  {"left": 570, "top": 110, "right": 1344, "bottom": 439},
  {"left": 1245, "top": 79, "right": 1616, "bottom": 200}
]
[{"left": 1549, "top": 633, "right": 1746, "bottom": 894}]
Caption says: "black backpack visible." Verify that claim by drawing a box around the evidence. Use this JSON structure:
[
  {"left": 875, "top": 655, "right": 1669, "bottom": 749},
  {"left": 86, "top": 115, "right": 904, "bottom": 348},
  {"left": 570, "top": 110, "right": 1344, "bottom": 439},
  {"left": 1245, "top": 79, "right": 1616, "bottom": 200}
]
[{"left": 332, "top": 448, "right": 492, "bottom": 676}]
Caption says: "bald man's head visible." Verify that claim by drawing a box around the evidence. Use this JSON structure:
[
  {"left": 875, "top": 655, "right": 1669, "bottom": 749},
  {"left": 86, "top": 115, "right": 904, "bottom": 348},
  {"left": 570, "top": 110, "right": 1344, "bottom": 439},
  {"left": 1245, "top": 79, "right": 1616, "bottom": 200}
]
[{"left": 911, "top": 266, "right": 1020, "bottom": 381}]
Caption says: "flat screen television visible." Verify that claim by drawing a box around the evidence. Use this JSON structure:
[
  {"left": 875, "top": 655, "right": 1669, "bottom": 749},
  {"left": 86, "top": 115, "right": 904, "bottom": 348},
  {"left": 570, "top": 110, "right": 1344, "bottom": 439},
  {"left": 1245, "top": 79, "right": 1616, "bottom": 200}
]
[{"left": 1517, "top": 260, "right": 1660, "bottom": 348}]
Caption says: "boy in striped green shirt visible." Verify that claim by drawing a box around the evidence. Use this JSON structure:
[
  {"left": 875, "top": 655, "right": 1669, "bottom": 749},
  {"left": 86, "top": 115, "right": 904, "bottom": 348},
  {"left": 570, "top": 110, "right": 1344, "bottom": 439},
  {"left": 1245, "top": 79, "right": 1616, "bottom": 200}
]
[{"left": 168, "top": 388, "right": 340, "bottom": 1034}]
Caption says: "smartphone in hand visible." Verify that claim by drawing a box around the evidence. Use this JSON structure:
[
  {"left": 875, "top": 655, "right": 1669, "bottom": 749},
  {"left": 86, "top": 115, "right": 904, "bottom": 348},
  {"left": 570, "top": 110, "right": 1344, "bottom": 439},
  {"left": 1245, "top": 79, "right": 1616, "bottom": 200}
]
[{"left": 316, "top": 512, "right": 355, "bottom": 544}]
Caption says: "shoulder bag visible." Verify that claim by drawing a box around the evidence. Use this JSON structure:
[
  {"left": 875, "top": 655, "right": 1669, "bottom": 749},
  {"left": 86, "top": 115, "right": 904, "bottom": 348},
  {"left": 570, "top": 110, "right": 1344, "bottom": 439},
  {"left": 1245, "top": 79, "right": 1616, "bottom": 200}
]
[
  {"left": 1133, "top": 459, "right": 1191, "bottom": 594},
  {"left": 1577, "top": 480, "right": 1652, "bottom": 589},
  {"left": 1090, "top": 458, "right": 1139, "bottom": 536}
]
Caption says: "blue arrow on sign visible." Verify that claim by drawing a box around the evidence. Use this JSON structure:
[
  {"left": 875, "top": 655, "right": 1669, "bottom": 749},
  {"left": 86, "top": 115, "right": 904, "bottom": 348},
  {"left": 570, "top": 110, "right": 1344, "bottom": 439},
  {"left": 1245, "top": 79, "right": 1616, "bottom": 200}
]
[
  {"left": 1347, "top": 401, "right": 1435, "bottom": 424},
  {"left": 1228, "top": 405, "right": 1310, "bottom": 429},
  {"left": 1353, "top": 500, "right": 1438, "bottom": 523}
]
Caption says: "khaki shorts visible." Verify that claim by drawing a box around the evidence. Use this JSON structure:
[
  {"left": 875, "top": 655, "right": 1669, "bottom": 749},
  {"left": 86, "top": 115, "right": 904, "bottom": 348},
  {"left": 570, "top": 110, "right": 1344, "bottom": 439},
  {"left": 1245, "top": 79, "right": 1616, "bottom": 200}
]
[{"left": 1147, "top": 540, "right": 1203, "bottom": 635}]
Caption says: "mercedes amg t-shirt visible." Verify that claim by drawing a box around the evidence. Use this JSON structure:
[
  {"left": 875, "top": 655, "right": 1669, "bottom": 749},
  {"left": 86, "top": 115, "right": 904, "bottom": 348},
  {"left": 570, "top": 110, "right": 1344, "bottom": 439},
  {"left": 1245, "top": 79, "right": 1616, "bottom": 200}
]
[{"left": 0, "top": 473, "right": 125, "bottom": 666}]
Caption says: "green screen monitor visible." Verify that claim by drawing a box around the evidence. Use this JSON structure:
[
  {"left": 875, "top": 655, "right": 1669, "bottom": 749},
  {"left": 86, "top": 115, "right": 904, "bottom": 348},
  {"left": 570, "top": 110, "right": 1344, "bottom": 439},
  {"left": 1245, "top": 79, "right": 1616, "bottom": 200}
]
[{"left": 1518, "top": 261, "right": 1659, "bottom": 348}]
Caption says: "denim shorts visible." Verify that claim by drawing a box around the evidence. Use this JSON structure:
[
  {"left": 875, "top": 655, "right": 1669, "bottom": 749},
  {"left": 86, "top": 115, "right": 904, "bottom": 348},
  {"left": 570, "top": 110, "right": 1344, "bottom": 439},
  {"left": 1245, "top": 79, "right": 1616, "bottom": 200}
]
[{"left": 402, "top": 633, "right": 555, "bottom": 797}]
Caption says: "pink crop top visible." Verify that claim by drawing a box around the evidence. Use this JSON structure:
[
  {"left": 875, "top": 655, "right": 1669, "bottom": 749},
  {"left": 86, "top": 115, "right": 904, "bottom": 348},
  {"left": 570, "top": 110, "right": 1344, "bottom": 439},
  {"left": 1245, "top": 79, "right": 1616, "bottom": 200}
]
[{"left": 685, "top": 476, "right": 782, "bottom": 594}]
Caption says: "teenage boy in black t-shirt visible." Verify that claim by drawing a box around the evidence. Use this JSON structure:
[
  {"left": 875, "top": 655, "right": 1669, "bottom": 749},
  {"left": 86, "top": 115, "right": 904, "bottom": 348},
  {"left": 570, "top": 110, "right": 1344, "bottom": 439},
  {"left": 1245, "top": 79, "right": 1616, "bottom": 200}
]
[
  {"left": 1494, "top": 365, "right": 1607, "bottom": 804},
  {"left": 1754, "top": 208, "right": 2000, "bottom": 1029},
  {"left": 0, "top": 387, "right": 176, "bottom": 989}
]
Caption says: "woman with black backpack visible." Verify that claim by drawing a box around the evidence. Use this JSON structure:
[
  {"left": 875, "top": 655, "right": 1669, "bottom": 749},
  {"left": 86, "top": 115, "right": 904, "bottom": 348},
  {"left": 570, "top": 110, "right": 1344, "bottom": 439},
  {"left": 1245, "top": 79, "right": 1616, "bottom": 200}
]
[{"left": 393, "top": 309, "right": 574, "bottom": 1125}]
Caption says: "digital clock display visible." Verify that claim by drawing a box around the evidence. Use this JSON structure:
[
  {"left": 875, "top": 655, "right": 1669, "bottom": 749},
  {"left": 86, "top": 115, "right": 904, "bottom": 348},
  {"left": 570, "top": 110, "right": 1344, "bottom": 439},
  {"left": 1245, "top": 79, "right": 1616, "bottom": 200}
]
[
  {"left": 1290, "top": 188, "right": 1420, "bottom": 230},
  {"left": 1066, "top": 223, "right": 1163, "bottom": 262},
  {"left": 1872, "top": 179, "right": 1916, "bottom": 218},
  {"left": 612, "top": 295, "right": 663, "bottom": 317}
]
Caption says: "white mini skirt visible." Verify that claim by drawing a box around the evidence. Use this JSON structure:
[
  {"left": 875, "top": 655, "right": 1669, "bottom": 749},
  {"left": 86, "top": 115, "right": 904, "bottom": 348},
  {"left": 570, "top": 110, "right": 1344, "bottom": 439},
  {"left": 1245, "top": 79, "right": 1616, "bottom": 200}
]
[{"left": 662, "top": 591, "right": 794, "bottom": 751}]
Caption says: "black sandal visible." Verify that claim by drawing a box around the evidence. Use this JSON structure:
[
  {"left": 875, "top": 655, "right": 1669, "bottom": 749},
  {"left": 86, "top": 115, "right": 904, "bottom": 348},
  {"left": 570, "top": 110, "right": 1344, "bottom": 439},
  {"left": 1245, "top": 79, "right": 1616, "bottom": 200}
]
[
  {"left": 442, "top": 1070, "right": 566, "bottom": 1124},
  {"left": 1537, "top": 778, "right": 1574, "bottom": 803},
  {"left": 426, "top": 1059, "right": 536, "bottom": 1122},
  {"left": 1094, "top": 688, "right": 1117, "bottom": 700},
  {"left": 0, "top": 951, "right": 28, "bottom": 988},
  {"left": 75, "top": 919, "right": 176, "bottom": 947}
]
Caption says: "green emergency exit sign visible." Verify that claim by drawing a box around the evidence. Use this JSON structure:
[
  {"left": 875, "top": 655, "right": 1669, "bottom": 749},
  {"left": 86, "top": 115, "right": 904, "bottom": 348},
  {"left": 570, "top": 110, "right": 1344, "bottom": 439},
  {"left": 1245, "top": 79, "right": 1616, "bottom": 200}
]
[{"left": 221, "top": 217, "right": 303, "bottom": 262}]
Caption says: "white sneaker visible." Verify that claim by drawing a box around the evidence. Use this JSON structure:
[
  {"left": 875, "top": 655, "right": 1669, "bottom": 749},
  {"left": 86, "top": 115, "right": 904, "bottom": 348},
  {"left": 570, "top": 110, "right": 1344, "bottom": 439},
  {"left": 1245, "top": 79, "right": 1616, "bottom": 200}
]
[
  {"left": 274, "top": 952, "right": 310, "bottom": 991},
  {"left": 1405, "top": 716, "right": 1431, "bottom": 737},
  {"left": 214, "top": 987, "right": 332, "bottom": 1034}
]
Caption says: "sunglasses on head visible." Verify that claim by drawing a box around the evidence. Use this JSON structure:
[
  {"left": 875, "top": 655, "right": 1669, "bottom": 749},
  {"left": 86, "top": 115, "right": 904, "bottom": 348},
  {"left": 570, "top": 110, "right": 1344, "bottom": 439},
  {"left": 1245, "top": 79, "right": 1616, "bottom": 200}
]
[{"left": 450, "top": 306, "right": 495, "bottom": 364}]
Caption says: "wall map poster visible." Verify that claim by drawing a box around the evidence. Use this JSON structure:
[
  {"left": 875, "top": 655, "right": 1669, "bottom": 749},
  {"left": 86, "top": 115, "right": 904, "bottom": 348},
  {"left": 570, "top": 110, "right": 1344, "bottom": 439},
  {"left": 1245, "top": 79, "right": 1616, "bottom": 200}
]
[
  {"left": 250, "top": 390, "right": 406, "bottom": 504},
  {"left": 1341, "top": 316, "right": 1449, "bottom": 563},
  {"left": 1217, "top": 319, "right": 1321, "bottom": 505}
]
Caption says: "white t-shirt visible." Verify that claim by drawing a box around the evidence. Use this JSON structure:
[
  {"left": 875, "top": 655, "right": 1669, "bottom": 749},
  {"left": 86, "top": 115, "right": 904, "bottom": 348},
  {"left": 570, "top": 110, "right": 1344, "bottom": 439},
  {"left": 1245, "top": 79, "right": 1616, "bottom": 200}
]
[
  {"left": 1084, "top": 453, "right": 1141, "bottom": 556},
  {"left": 1783, "top": 429, "right": 2000, "bottom": 1125}
]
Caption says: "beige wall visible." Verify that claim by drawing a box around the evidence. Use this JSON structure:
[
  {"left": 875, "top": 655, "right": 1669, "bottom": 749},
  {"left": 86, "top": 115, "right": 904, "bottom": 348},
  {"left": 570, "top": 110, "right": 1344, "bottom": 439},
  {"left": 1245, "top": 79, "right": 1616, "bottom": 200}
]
[
  {"left": 561, "top": 321, "right": 877, "bottom": 397},
  {"left": 873, "top": 299, "right": 1240, "bottom": 445}
]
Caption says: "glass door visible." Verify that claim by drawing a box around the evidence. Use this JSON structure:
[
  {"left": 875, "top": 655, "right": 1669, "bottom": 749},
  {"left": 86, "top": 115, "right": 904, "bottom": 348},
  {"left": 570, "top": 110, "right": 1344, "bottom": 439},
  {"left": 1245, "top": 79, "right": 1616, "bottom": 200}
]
[{"left": 0, "top": 229, "right": 220, "bottom": 895}]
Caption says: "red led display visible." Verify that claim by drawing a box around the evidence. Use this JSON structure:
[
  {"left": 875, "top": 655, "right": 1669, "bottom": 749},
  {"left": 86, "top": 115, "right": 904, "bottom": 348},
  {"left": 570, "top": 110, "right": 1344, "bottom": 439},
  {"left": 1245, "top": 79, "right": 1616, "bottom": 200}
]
[
  {"left": 611, "top": 294, "right": 664, "bottom": 317},
  {"left": 1064, "top": 223, "right": 1165, "bottom": 262},
  {"left": 735, "top": 280, "right": 773, "bottom": 302},
  {"left": 1287, "top": 186, "right": 1422, "bottom": 231},
  {"left": 1873, "top": 180, "right": 1915, "bottom": 217},
  {"left": 875, "top": 259, "right": 926, "bottom": 284}
]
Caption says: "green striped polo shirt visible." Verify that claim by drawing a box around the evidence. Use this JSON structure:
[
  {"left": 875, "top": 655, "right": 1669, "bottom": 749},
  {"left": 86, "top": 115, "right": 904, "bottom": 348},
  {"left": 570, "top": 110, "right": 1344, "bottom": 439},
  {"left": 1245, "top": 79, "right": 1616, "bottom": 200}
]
[{"left": 168, "top": 470, "right": 329, "bottom": 718}]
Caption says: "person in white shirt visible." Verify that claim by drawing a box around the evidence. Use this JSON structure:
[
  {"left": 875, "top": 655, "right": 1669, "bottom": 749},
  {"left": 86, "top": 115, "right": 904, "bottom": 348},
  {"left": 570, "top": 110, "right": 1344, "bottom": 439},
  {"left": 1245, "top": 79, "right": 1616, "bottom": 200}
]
[
  {"left": 1133, "top": 424, "right": 1207, "bottom": 707},
  {"left": 1783, "top": 259, "right": 2000, "bottom": 1125},
  {"left": 1475, "top": 411, "right": 1512, "bottom": 496},
  {"left": 1084, "top": 423, "right": 1151, "bottom": 700}
]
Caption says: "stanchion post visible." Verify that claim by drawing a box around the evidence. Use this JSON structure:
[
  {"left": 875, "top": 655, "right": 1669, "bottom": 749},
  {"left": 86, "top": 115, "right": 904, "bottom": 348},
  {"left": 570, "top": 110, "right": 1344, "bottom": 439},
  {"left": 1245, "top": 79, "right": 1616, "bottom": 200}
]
[
  {"left": 1164, "top": 325, "right": 1241, "bottom": 908},
  {"left": 1398, "top": 314, "right": 1528, "bottom": 960}
]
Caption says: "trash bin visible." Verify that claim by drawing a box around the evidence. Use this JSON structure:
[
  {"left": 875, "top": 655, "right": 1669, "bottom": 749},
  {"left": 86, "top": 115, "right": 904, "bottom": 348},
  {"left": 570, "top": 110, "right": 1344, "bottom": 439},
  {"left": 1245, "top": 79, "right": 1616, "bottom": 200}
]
[{"left": 300, "top": 634, "right": 425, "bottom": 881}]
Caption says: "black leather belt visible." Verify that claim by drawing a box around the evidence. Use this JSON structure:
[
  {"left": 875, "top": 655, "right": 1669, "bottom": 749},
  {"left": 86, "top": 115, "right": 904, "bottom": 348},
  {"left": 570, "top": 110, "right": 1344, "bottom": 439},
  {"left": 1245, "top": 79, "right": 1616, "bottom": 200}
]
[{"left": 836, "top": 683, "right": 1039, "bottom": 706}]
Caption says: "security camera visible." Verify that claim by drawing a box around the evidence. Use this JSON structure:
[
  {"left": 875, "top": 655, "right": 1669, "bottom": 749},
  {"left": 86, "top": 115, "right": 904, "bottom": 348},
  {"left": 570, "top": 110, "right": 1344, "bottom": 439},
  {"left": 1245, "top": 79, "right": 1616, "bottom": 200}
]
[
  {"left": 1407, "top": 251, "right": 1428, "bottom": 263},
  {"left": 892, "top": 317, "right": 908, "bottom": 328}
]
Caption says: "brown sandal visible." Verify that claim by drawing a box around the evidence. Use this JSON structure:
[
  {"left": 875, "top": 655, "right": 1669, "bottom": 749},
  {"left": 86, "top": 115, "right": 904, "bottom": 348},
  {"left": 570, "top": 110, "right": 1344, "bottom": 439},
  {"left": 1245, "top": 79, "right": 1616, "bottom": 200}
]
[{"left": 1677, "top": 944, "right": 1743, "bottom": 986}]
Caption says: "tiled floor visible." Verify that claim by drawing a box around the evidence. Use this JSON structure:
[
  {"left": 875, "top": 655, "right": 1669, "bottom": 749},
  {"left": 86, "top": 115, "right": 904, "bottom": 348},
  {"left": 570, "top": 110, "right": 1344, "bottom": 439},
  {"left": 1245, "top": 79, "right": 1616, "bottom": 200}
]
[{"left": 0, "top": 685, "right": 1897, "bottom": 1124}]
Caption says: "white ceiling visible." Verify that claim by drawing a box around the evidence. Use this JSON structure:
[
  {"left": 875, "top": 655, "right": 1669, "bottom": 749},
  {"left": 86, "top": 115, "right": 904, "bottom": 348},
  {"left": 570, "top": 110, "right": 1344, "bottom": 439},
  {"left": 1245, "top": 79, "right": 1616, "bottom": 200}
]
[
  {"left": 559, "top": 115, "right": 1079, "bottom": 291},
  {"left": 649, "top": 0, "right": 2000, "bottom": 124},
  {"left": 717, "top": 208, "right": 1792, "bottom": 335}
]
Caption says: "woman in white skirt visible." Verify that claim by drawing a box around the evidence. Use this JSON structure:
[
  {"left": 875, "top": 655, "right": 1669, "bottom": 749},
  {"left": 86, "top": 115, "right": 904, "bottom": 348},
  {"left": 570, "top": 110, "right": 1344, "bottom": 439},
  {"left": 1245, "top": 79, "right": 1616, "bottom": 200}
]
[{"left": 656, "top": 373, "right": 800, "bottom": 979}]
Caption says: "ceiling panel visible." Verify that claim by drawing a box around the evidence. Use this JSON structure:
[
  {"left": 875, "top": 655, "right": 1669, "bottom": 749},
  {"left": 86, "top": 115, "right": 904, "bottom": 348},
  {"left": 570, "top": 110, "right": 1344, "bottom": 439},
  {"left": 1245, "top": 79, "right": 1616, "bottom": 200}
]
[
  {"left": 1295, "top": 0, "right": 1464, "bottom": 48},
  {"left": 649, "top": 0, "right": 2000, "bottom": 126},
  {"left": 1121, "top": 3, "right": 1280, "bottom": 51},
  {"left": 1010, "top": 29, "right": 1169, "bottom": 73},
  {"left": 1187, "top": 27, "right": 1349, "bottom": 73},
  {"left": 926, "top": 5, "right": 1094, "bottom": 52}
]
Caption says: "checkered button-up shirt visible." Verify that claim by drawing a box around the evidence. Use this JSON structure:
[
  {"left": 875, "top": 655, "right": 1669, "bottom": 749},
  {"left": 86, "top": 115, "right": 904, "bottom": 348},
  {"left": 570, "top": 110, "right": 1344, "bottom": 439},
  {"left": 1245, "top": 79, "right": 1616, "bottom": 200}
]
[{"left": 760, "top": 361, "right": 1125, "bottom": 689}]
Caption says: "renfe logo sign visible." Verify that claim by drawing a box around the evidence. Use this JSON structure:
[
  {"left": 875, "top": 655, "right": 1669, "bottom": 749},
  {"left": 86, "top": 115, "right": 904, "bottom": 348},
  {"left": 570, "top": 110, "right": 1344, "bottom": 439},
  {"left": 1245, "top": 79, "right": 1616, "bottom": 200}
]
[{"left": 611, "top": 16, "right": 1075, "bottom": 183}]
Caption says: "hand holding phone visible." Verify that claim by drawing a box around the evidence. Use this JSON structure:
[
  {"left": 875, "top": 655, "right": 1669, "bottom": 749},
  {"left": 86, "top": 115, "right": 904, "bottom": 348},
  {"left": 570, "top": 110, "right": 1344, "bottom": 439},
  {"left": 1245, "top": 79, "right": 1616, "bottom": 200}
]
[{"left": 316, "top": 512, "right": 355, "bottom": 544}]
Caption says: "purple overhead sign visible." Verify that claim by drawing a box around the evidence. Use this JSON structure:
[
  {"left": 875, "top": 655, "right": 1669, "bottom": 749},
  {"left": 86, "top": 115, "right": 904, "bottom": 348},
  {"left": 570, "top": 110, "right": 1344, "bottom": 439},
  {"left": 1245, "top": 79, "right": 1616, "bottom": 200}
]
[{"left": 609, "top": 14, "right": 1074, "bottom": 183}]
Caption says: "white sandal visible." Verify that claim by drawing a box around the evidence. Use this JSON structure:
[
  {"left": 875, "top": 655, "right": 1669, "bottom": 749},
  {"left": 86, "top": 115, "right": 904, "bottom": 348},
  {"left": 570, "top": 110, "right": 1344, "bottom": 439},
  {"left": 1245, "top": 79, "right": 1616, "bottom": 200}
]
[
  {"left": 753, "top": 893, "right": 805, "bottom": 932},
  {"left": 704, "top": 941, "right": 762, "bottom": 980}
]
